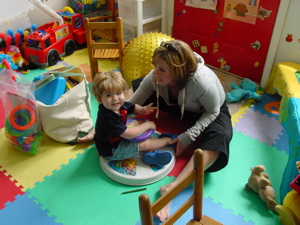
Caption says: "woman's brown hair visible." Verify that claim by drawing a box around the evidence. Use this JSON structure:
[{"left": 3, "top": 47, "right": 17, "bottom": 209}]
[{"left": 152, "top": 40, "right": 199, "bottom": 92}]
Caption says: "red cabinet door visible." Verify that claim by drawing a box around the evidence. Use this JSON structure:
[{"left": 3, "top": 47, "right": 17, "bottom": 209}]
[{"left": 172, "top": 0, "right": 280, "bottom": 83}]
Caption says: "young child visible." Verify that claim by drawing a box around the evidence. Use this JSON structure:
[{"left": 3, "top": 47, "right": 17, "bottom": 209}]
[{"left": 80, "top": 71, "right": 177, "bottom": 166}]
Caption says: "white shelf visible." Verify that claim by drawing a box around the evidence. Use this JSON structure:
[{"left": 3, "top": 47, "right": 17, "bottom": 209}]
[{"left": 118, "top": 0, "right": 167, "bottom": 42}]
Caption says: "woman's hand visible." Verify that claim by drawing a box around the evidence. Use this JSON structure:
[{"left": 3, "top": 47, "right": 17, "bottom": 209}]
[
  {"left": 140, "top": 103, "right": 157, "bottom": 115},
  {"left": 169, "top": 139, "right": 186, "bottom": 157}
]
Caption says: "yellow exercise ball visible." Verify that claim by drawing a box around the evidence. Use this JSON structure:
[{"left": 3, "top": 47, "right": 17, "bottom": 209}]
[{"left": 122, "top": 32, "right": 174, "bottom": 86}]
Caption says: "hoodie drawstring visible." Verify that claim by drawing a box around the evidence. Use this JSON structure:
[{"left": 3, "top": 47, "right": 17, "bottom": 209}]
[
  {"left": 180, "top": 87, "right": 185, "bottom": 120},
  {"left": 155, "top": 84, "right": 185, "bottom": 120},
  {"left": 155, "top": 83, "right": 159, "bottom": 119}
]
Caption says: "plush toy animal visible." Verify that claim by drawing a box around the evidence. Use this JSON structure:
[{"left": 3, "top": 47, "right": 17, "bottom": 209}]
[
  {"left": 245, "top": 165, "right": 278, "bottom": 213},
  {"left": 226, "top": 78, "right": 262, "bottom": 102}
]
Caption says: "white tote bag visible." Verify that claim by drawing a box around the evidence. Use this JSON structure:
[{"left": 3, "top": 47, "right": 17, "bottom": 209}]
[{"left": 35, "top": 66, "right": 94, "bottom": 144}]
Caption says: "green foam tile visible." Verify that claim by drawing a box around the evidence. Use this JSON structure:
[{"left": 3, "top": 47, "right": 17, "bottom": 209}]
[
  {"left": 27, "top": 146, "right": 174, "bottom": 225},
  {"left": 203, "top": 131, "right": 287, "bottom": 224}
]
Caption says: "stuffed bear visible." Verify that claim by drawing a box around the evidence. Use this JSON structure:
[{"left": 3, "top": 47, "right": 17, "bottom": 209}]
[
  {"left": 245, "top": 165, "right": 278, "bottom": 213},
  {"left": 226, "top": 78, "right": 262, "bottom": 102}
]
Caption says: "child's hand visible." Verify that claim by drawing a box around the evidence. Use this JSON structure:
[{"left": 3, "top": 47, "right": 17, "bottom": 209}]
[
  {"left": 141, "top": 103, "right": 157, "bottom": 115},
  {"left": 144, "top": 120, "right": 156, "bottom": 130}
]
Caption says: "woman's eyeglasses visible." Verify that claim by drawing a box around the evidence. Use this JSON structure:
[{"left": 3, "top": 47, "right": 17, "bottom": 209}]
[{"left": 160, "top": 41, "right": 178, "bottom": 52}]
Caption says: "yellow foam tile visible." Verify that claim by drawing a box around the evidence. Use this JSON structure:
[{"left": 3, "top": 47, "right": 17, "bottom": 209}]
[
  {"left": 0, "top": 128, "right": 91, "bottom": 191},
  {"left": 231, "top": 100, "right": 254, "bottom": 126}
]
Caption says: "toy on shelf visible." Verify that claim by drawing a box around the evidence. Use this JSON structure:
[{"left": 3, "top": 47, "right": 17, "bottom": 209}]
[
  {"left": 276, "top": 162, "right": 300, "bottom": 225},
  {"left": 245, "top": 165, "right": 278, "bottom": 213},
  {"left": 225, "top": 78, "right": 262, "bottom": 102},
  {"left": 70, "top": 0, "right": 108, "bottom": 16}
]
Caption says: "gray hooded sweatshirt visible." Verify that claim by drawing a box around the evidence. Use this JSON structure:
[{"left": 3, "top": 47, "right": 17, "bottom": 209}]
[{"left": 129, "top": 53, "right": 225, "bottom": 148}]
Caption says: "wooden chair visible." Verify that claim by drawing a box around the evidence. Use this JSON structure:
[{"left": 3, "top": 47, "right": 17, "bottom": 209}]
[
  {"left": 87, "top": 0, "right": 118, "bottom": 41},
  {"left": 84, "top": 17, "right": 125, "bottom": 80},
  {"left": 138, "top": 149, "right": 223, "bottom": 225}
]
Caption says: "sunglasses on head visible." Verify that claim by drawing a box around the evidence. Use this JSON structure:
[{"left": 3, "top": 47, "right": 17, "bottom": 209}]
[{"left": 160, "top": 41, "right": 178, "bottom": 52}]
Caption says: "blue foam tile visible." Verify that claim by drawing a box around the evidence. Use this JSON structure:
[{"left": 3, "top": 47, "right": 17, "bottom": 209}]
[
  {"left": 0, "top": 192, "right": 62, "bottom": 225},
  {"left": 272, "top": 128, "right": 289, "bottom": 154},
  {"left": 251, "top": 93, "right": 281, "bottom": 120},
  {"left": 135, "top": 187, "right": 255, "bottom": 225}
]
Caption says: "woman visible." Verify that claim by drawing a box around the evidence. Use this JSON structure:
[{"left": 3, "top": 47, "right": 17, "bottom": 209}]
[{"left": 129, "top": 40, "right": 233, "bottom": 221}]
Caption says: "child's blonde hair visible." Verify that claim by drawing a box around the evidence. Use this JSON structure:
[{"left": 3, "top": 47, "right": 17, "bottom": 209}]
[{"left": 92, "top": 71, "right": 128, "bottom": 102}]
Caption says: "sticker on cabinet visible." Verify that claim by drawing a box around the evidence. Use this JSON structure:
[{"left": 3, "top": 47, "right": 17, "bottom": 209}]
[
  {"left": 257, "top": 6, "right": 272, "bottom": 20},
  {"left": 250, "top": 40, "right": 261, "bottom": 50},
  {"left": 223, "top": 0, "right": 260, "bottom": 24},
  {"left": 213, "top": 42, "right": 219, "bottom": 53},
  {"left": 192, "top": 40, "right": 200, "bottom": 48},
  {"left": 285, "top": 34, "right": 293, "bottom": 43},
  {"left": 217, "top": 57, "right": 227, "bottom": 70},
  {"left": 185, "top": 0, "right": 218, "bottom": 10},
  {"left": 201, "top": 46, "right": 208, "bottom": 53}
]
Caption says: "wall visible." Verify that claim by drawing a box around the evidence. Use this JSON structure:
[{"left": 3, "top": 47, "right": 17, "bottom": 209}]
[
  {"left": 0, "top": 0, "right": 69, "bottom": 34},
  {"left": 1, "top": 0, "right": 298, "bottom": 87},
  {"left": 274, "top": 0, "right": 300, "bottom": 64},
  {"left": 260, "top": 0, "right": 290, "bottom": 87}
]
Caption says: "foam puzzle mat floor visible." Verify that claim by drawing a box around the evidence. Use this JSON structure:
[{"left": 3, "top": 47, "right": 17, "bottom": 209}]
[{"left": 0, "top": 48, "right": 287, "bottom": 225}]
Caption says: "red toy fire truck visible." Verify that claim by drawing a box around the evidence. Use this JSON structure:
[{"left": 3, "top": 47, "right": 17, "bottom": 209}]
[{"left": 23, "top": 7, "right": 86, "bottom": 67}]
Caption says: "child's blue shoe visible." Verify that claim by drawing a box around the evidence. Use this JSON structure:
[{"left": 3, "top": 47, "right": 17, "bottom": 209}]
[
  {"left": 142, "top": 150, "right": 172, "bottom": 166},
  {"left": 159, "top": 133, "right": 179, "bottom": 148}
]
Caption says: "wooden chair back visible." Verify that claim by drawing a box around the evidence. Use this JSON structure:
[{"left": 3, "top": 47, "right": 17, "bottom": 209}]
[
  {"left": 84, "top": 17, "right": 125, "bottom": 80},
  {"left": 139, "top": 149, "right": 223, "bottom": 225}
]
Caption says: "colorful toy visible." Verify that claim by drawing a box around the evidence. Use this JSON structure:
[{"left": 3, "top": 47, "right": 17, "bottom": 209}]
[
  {"left": 125, "top": 117, "right": 154, "bottom": 141},
  {"left": 0, "top": 53, "right": 18, "bottom": 71},
  {"left": 122, "top": 32, "right": 174, "bottom": 86},
  {"left": 33, "top": 75, "right": 67, "bottom": 105},
  {"left": 225, "top": 78, "right": 262, "bottom": 102},
  {"left": 245, "top": 165, "right": 278, "bottom": 213},
  {"left": 276, "top": 162, "right": 300, "bottom": 225},
  {"left": 23, "top": 3, "right": 86, "bottom": 67},
  {"left": 0, "top": 69, "right": 43, "bottom": 155},
  {"left": 6, "top": 45, "right": 30, "bottom": 73},
  {"left": 0, "top": 29, "right": 24, "bottom": 54},
  {"left": 9, "top": 104, "right": 36, "bottom": 131},
  {"left": 276, "top": 190, "right": 300, "bottom": 225},
  {"left": 4, "top": 97, "right": 43, "bottom": 155},
  {"left": 70, "top": 0, "right": 106, "bottom": 15},
  {"left": 100, "top": 146, "right": 175, "bottom": 186}
]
